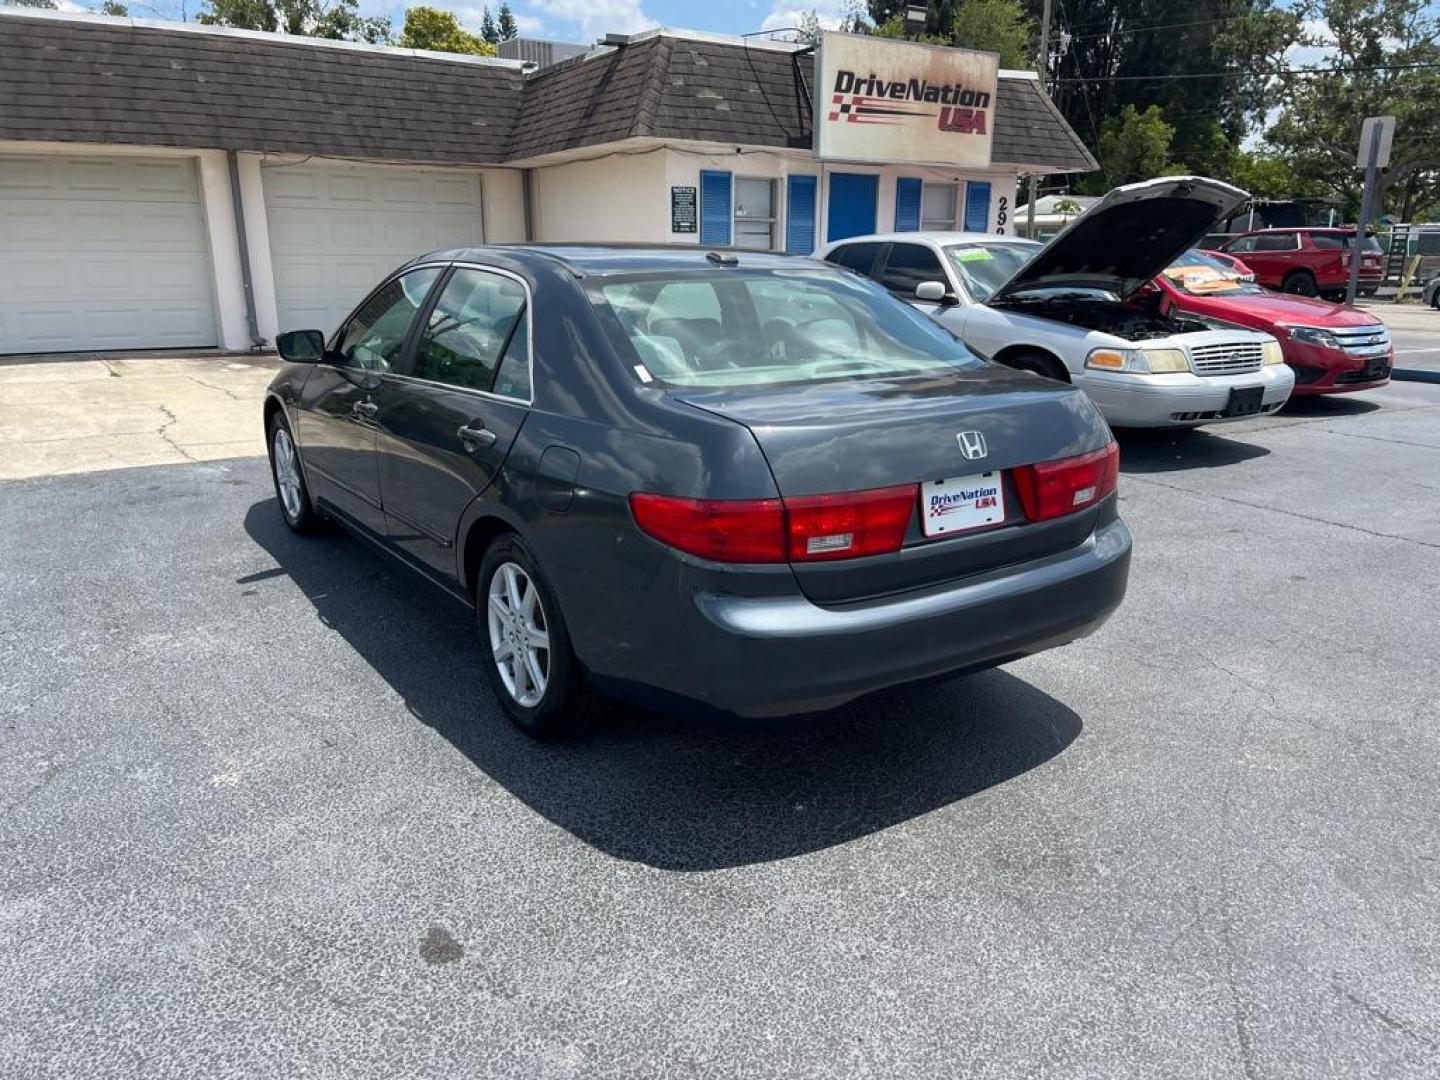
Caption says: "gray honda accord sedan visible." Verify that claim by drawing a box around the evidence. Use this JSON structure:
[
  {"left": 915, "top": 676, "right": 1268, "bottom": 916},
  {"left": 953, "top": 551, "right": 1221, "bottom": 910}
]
[{"left": 264, "top": 246, "right": 1131, "bottom": 737}]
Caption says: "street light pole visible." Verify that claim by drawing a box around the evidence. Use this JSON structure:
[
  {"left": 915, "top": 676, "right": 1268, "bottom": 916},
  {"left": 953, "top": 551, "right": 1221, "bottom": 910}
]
[{"left": 1025, "top": 0, "right": 1053, "bottom": 239}]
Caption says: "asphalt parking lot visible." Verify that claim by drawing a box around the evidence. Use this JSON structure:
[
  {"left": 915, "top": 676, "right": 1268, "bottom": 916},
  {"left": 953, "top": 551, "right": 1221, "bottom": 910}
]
[{"left": 3, "top": 368, "right": 1440, "bottom": 1076}]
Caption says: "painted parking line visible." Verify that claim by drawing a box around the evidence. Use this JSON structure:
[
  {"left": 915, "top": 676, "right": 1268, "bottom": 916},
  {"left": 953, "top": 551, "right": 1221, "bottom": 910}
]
[{"left": 1394, "top": 347, "right": 1440, "bottom": 354}]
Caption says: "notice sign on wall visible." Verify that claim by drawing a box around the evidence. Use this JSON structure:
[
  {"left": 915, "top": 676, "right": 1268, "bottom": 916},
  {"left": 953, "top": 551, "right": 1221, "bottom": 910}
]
[
  {"left": 814, "top": 31, "right": 998, "bottom": 168},
  {"left": 671, "top": 186, "right": 697, "bottom": 233}
]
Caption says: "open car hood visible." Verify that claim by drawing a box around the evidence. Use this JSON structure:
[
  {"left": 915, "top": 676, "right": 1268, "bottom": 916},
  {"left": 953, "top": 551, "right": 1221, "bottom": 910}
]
[{"left": 989, "top": 176, "right": 1251, "bottom": 303}]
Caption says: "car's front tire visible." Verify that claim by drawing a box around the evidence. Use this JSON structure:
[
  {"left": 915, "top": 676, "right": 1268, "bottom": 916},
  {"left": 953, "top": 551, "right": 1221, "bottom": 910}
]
[
  {"left": 267, "top": 412, "right": 323, "bottom": 535},
  {"left": 1005, "top": 349, "right": 1070, "bottom": 382},
  {"left": 477, "top": 533, "right": 600, "bottom": 739}
]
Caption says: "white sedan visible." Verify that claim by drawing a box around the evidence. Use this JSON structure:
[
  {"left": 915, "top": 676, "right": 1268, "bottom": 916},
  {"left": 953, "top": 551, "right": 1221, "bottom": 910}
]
[{"left": 819, "top": 176, "right": 1295, "bottom": 428}]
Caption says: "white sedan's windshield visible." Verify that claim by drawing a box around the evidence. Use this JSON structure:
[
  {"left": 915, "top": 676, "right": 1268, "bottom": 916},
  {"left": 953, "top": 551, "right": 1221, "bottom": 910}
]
[
  {"left": 594, "top": 269, "right": 984, "bottom": 389},
  {"left": 943, "top": 241, "right": 1042, "bottom": 302}
]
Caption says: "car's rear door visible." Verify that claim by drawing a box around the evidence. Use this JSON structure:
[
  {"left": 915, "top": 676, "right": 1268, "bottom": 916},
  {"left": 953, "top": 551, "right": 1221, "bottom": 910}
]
[
  {"left": 376, "top": 264, "right": 532, "bottom": 579},
  {"left": 296, "top": 266, "right": 444, "bottom": 535}
]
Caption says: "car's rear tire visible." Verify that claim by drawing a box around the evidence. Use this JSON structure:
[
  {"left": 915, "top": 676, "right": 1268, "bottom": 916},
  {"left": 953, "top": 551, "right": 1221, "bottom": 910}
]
[
  {"left": 1005, "top": 350, "right": 1070, "bottom": 382},
  {"left": 1282, "top": 270, "right": 1319, "bottom": 297},
  {"left": 477, "top": 533, "right": 602, "bottom": 739},
  {"left": 267, "top": 412, "right": 323, "bottom": 535}
]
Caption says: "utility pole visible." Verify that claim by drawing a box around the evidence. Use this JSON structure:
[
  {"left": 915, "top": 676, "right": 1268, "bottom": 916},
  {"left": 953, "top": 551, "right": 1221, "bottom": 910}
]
[
  {"left": 1024, "top": 0, "right": 1053, "bottom": 240},
  {"left": 1346, "top": 116, "right": 1393, "bottom": 306}
]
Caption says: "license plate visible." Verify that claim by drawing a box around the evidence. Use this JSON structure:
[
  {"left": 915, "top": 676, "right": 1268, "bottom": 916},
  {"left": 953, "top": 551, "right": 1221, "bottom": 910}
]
[
  {"left": 1225, "top": 386, "right": 1265, "bottom": 417},
  {"left": 921, "top": 472, "right": 1005, "bottom": 537}
]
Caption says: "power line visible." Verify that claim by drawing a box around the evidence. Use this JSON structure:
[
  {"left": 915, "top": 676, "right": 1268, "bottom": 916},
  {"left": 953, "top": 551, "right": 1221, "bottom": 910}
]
[
  {"left": 1065, "top": 13, "right": 1249, "bottom": 43},
  {"left": 1053, "top": 61, "right": 1440, "bottom": 84}
]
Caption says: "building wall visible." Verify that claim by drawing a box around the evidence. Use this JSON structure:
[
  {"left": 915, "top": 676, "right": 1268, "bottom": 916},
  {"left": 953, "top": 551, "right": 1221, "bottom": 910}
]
[{"left": 530, "top": 152, "right": 668, "bottom": 243}]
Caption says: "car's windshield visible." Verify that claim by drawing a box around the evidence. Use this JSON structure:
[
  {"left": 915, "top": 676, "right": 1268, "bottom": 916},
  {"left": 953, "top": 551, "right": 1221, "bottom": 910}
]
[
  {"left": 592, "top": 268, "right": 984, "bottom": 389},
  {"left": 942, "top": 241, "right": 1042, "bottom": 302},
  {"left": 1160, "top": 249, "right": 1265, "bottom": 296}
]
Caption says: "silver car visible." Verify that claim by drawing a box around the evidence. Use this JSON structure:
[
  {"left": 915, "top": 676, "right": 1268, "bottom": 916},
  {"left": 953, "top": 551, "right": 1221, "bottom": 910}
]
[{"left": 820, "top": 177, "right": 1296, "bottom": 428}]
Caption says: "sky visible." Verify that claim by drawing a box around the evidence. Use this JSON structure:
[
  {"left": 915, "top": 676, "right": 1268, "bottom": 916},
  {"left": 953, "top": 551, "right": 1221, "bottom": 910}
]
[{"left": 371, "top": 0, "right": 853, "bottom": 43}]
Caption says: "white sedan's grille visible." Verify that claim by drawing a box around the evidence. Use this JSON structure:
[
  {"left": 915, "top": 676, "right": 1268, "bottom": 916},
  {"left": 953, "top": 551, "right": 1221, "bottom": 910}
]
[{"left": 1189, "top": 341, "right": 1264, "bottom": 376}]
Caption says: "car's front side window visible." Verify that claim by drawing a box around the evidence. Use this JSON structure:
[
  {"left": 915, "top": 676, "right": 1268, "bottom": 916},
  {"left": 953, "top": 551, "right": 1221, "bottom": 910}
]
[
  {"left": 412, "top": 268, "right": 528, "bottom": 395},
  {"left": 878, "top": 244, "right": 947, "bottom": 297},
  {"left": 334, "top": 267, "right": 443, "bottom": 371}
]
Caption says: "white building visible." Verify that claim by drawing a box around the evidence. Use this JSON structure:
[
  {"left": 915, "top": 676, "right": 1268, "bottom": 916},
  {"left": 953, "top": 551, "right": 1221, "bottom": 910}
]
[{"left": 0, "top": 9, "right": 1097, "bottom": 355}]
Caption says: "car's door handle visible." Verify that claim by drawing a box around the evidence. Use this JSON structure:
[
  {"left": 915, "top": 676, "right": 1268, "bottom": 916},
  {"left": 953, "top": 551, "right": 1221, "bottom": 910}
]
[
  {"left": 458, "top": 423, "right": 498, "bottom": 449},
  {"left": 351, "top": 400, "right": 378, "bottom": 420}
]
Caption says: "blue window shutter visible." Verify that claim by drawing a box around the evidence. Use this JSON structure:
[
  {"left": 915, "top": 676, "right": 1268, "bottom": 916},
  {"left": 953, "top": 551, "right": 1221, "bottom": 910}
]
[
  {"left": 826, "top": 173, "right": 879, "bottom": 242},
  {"left": 700, "top": 170, "right": 732, "bottom": 246},
  {"left": 964, "top": 181, "right": 992, "bottom": 232},
  {"left": 785, "top": 175, "right": 817, "bottom": 254},
  {"left": 894, "top": 177, "right": 922, "bottom": 232}
]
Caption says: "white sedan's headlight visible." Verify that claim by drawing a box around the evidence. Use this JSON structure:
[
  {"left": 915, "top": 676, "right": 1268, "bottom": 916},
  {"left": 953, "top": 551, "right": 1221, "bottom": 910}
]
[
  {"left": 1086, "top": 347, "right": 1190, "bottom": 374},
  {"left": 1261, "top": 339, "right": 1286, "bottom": 365}
]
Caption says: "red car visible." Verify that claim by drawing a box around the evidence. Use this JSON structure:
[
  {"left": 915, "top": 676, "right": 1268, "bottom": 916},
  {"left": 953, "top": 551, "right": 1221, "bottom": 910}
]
[
  {"left": 1146, "top": 251, "right": 1392, "bottom": 395},
  {"left": 1217, "top": 228, "right": 1384, "bottom": 300}
]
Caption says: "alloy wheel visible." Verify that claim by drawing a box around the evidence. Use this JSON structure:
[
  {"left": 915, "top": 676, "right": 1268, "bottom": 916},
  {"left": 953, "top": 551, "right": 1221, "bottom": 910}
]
[
  {"left": 487, "top": 561, "right": 551, "bottom": 708},
  {"left": 272, "top": 426, "right": 303, "bottom": 521}
]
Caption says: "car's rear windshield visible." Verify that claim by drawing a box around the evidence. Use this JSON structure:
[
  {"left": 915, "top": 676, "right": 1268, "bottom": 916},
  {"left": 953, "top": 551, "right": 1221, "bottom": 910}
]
[
  {"left": 942, "top": 241, "right": 1042, "bottom": 302},
  {"left": 1160, "top": 249, "right": 1265, "bottom": 296},
  {"left": 591, "top": 268, "right": 984, "bottom": 389}
]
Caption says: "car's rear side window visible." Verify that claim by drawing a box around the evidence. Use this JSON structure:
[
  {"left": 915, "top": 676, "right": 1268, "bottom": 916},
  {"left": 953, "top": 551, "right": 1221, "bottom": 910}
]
[
  {"left": 412, "top": 268, "right": 528, "bottom": 395},
  {"left": 594, "top": 268, "right": 982, "bottom": 389},
  {"left": 1252, "top": 232, "right": 1299, "bottom": 251},
  {"left": 825, "top": 242, "right": 882, "bottom": 276}
]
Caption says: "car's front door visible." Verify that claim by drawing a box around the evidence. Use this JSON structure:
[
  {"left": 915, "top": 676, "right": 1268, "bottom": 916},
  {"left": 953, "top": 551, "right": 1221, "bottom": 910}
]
[
  {"left": 378, "top": 265, "right": 533, "bottom": 579},
  {"left": 296, "top": 266, "right": 444, "bottom": 534}
]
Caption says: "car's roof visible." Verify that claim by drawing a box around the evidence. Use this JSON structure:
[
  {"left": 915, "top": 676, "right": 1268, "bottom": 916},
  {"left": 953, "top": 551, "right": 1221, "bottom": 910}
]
[
  {"left": 822, "top": 231, "right": 1039, "bottom": 247},
  {"left": 414, "top": 244, "right": 820, "bottom": 276},
  {"left": 1235, "top": 227, "right": 1356, "bottom": 234}
]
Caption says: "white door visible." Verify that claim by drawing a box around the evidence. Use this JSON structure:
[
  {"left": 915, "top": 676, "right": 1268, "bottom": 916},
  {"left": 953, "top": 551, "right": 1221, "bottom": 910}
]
[
  {"left": 262, "top": 163, "right": 485, "bottom": 335},
  {"left": 0, "top": 155, "right": 218, "bottom": 355}
]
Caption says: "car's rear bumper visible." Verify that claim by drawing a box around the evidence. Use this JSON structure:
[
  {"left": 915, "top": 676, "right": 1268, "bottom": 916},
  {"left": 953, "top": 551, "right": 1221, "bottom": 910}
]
[
  {"left": 586, "top": 517, "right": 1131, "bottom": 719},
  {"left": 1078, "top": 365, "right": 1295, "bottom": 427}
]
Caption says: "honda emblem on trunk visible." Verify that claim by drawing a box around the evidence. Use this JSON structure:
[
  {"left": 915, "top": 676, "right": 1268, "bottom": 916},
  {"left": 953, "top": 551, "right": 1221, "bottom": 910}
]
[{"left": 957, "top": 431, "right": 988, "bottom": 461}]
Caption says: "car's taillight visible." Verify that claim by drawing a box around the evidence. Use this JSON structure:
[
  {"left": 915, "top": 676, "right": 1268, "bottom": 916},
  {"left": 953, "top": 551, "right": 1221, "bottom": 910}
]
[
  {"left": 628, "top": 493, "right": 786, "bottom": 563},
  {"left": 784, "top": 485, "right": 916, "bottom": 561},
  {"left": 629, "top": 484, "right": 918, "bottom": 564},
  {"left": 1012, "top": 443, "right": 1119, "bottom": 522}
]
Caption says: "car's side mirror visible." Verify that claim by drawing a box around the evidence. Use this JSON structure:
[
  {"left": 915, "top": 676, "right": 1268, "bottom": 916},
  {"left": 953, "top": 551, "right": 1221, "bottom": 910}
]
[
  {"left": 915, "top": 280, "right": 959, "bottom": 305},
  {"left": 276, "top": 329, "right": 326, "bottom": 363}
]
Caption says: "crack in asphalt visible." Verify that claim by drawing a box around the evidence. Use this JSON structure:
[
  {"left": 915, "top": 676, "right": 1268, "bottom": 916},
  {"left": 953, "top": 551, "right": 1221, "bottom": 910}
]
[{"left": 155, "top": 403, "right": 197, "bottom": 462}]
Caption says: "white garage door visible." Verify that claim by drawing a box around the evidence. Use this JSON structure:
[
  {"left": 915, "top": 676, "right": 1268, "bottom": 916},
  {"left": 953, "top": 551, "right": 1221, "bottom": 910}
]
[
  {"left": 263, "top": 163, "right": 485, "bottom": 335},
  {"left": 0, "top": 155, "right": 219, "bottom": 355}
]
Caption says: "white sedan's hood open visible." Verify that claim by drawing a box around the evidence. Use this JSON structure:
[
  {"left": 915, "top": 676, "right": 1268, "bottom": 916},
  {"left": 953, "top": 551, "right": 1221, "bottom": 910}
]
[{"left": 990, "top": 177, "right": 1251, "bottom": 303}]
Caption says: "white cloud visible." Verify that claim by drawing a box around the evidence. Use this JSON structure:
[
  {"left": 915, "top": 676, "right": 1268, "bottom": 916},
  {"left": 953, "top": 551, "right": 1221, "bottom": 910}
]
[
  {"left": 528, "top": 0, "right": 656, "bottom": 40},
  {"left": 761, "top": 1, "right": 849, "bottom": 33},
  {"left": 1286, "top": 18, "right": 1336, "bottom": 68}
]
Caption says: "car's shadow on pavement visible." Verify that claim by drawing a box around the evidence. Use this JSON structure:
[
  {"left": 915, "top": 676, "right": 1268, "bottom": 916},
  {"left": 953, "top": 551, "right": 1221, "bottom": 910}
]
[
  {"left": 1115, "top": 427, "right": 1271, "bottom": 473},
  {"left": 1280, "top": 394, "right": 1382, "bottom": 418},
  {"left": 245, "top": 500, "right": 1083, "bottom": 872}
]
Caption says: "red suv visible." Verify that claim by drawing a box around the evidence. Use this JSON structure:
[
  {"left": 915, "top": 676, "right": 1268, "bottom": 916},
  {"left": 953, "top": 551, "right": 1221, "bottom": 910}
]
[{"left": 1218, "top": 228, "right": 1384, "bottom": 300}]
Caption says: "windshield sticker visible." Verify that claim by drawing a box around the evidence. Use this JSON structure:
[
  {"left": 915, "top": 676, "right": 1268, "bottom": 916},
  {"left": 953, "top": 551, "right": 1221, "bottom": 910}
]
[
  {"left": 633, "top": 364, "right": 654, "bottom": 383},
  {"left": 954, "top": 249, "right": 994, "bottom": 262}
]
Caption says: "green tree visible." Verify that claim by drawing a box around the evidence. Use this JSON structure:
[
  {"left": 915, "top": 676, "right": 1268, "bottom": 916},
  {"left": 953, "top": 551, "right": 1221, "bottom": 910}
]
[
  {"left": 949, "top": 0, "right": 1033, "bottom": 68},
  {"left": 1079, "top": 103, "right": 1181, "bottom": 194},
  {"left": 497, "top": 1, "right": 517, "bottom": 40},
  {"left": 397, "top": 6, "right": 495, "bottom": 54},
  {"left": 1263, "top": 0, "right": 1440, "bottom": 221},
  {"left": 97, "top": 0, "right": 128, "bottom": 12},
  {"left": 480, "top": 6, "right": 499, "bottom": 45},
  {"left": 197, "top": 0, "right": 389, "bottom": 44}
]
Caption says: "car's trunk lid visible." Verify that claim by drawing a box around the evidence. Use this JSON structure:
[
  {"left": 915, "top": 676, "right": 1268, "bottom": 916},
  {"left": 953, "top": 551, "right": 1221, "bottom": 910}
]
[
  {"left": 673, "top": 366, "right": 1114, "bottom": 603},
  {"left": 990, "top": 176, "right": 1252, "bottom": 304}
]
